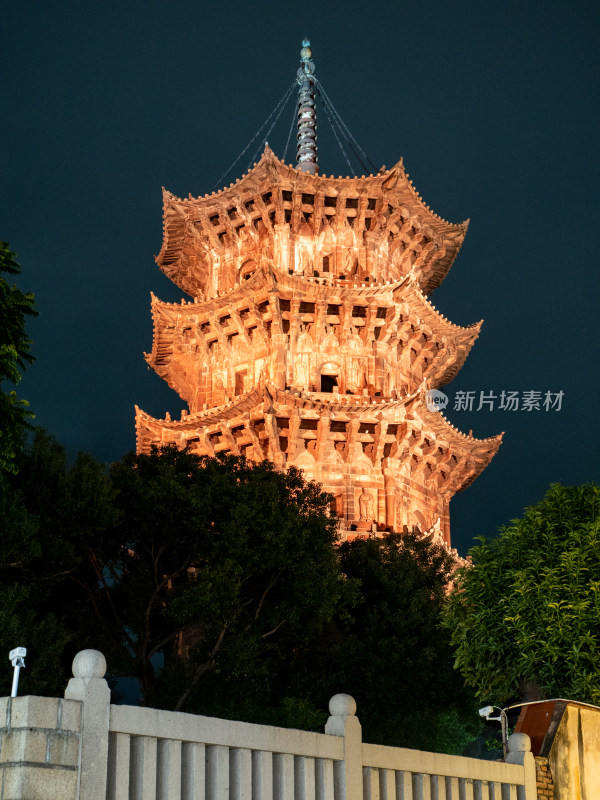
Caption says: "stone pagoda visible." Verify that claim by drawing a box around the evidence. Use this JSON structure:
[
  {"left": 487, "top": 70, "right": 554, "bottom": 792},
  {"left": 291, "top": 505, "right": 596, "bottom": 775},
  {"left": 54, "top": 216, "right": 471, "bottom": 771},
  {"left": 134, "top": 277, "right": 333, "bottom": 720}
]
[{"left": 136, "top": 41, "right": 502, "bottom": 545}]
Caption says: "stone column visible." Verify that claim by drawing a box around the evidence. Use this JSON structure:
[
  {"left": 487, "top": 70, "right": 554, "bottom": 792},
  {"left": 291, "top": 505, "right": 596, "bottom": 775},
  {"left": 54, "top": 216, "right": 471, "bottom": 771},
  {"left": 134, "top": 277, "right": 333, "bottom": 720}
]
[
  {"left": 506, "top": 732, "right": 537, "bottom": 800},
  {"left": 325, "top": 694, "right": 363, "bottom": 800},
  {"left": 64, "top": 649, "right": 111, "bottom": 800}
]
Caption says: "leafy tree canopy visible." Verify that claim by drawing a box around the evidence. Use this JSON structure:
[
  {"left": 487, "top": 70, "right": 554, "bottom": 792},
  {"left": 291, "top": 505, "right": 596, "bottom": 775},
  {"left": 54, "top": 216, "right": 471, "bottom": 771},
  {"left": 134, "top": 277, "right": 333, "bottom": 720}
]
[
  {"left": 0, "top": 242, "right": 37, "bottom": 474},
  {"left": 445, "top": 483, "right": 600, "bottom": 705},
  {"left": 90, "top": 448, "right": 345, "bottom": 714},
  {"left": 287, "top": 534, "right": 480, "bottom": 753}
]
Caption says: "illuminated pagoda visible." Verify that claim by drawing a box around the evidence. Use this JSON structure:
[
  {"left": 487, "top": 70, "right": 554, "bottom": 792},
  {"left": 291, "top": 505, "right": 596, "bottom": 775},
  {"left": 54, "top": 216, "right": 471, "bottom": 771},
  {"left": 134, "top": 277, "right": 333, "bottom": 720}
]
[{"left": 136, "top": 40, "right": 502, "bottom": 545}]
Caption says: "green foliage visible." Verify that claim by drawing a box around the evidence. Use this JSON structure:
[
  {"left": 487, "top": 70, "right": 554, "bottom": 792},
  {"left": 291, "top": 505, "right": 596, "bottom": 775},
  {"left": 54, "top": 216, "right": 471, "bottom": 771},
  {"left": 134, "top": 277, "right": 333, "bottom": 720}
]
[
  {"left": 288, "top": 534, "right": 479, "bottom": 753},
  {"left": 92, "top": 448, "right": 344, "bottom": 713},
  {"left": 0, "top": 242, "right": 37, "bottom": 474},
  {"left": 445, "top": 483, "right": 600, "bottom": 704},
  {"left": 0, "top": 430, "right": 117, "bottom": 695}
]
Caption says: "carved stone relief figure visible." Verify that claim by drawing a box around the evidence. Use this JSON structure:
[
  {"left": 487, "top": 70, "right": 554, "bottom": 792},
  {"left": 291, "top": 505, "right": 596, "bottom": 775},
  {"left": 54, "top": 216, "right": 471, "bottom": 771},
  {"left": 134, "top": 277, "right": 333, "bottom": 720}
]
[
  {"left": 358, "top": 487, "right": 375, "bottom": 521},
  {"left": 297, "top": 245, "right": 312, "bottom": 276},
  {"left": 293, "top": 354, "right": 310, "bottom": 389},
  {"left": 322, "top": 327, "right": 340, "bottom": 353},
  {"left": 254, "top": 358, "right": 265, "bottom": 383},
  {"left": 352, "top": 359, "right": 367, "bottom": 390},
  {"left": 212, "top": 373, "right": 227, "bottom": 406}
]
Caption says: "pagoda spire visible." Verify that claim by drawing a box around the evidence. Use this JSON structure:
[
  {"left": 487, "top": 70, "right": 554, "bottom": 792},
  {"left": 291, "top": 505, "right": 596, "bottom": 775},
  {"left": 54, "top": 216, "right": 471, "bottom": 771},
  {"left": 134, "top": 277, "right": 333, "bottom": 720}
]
[{"left": 296, "top": 38, "right": 318, "bottom": 174}]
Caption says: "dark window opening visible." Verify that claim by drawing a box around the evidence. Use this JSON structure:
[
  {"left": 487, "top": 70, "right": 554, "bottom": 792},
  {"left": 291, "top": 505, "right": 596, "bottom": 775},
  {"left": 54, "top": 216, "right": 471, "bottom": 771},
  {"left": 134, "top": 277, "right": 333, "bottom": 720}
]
[
  {"left": 327, "top": 304, "right": 340, "bottom": 315},
  {"left": 300, "top": 419, "right": 319, "bottom": 431},
  {"left": 282, "top": 190, "right": 293, "bottom": 202},
  {"left": 324, "top": 196, "right": 337, "bottom": 207},
  {"left": 299, "top": 301, "right": 315, "bottom": 314},
  {"left": 367, "top": 198, "right": 377, "bottom": 210},
  {"left": 321, "top": 374, "right": 338, "bottom": 393},
  {"left": 345, "top": 197, "right": 358, "bottom": 209},
  {"left": 322, "top": 256, "right": 330, "bottom": 272},
  {"left": 330, "top": 421, "right": 348, "bottom": 433},
  {"left": 301, "top": 193, "right": 314, "bottom": 205},
  {"left": 284, "top": 210, "right": 292, "bottom": 223},
  {"left": 262, "top": 192, "right": 272, "bottom": 205}
]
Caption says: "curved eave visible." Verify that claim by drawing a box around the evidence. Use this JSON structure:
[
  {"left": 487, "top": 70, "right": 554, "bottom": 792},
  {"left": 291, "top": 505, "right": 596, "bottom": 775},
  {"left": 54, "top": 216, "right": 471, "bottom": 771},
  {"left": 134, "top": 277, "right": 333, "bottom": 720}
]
[
  {"left": 397, "top": 277, "right": 482, "bottom": 338},
  {"left": 138, "top": 381, "right": 415, "bottom": 435},
  {"left": 188, "top": 146, "right": 465, "bottom": 231},
  {"left": 415, "top": 400, "right": 503, "bottom": 492},
  {"left": 144, "top": 292, "right": 176, "bottom": 375}
]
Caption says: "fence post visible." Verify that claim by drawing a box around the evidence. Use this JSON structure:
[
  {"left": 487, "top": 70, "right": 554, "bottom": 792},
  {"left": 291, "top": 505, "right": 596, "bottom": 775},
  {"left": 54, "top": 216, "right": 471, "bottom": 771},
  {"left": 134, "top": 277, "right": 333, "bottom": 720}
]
[
  {"left": 506, "top": 732, "right": 537, "bottom": 800},
  {"left": 64, "top": 649, "right": 110, "bottom": 800},
  {"left": 325, "top": 694, "right": 363, "bottom": 800}
]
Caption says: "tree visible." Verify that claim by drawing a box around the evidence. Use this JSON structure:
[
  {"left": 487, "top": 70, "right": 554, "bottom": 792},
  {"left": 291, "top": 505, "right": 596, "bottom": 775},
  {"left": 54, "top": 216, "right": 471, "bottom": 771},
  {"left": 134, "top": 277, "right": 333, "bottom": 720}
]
[
  {"left": 86, "top": 448, "right": 345, "bottom": 716},
  {"left": 0, "top": 242, "right": 37, "bottom": 474},
  {"left": 0, "top": 430, "right": 116, "bottom": 696},
  {"left": 286, "top": 533, "right": 480, "bottom": 753},
  {"left": 445, "top": 483, "right": 600, "bottom": 705}
]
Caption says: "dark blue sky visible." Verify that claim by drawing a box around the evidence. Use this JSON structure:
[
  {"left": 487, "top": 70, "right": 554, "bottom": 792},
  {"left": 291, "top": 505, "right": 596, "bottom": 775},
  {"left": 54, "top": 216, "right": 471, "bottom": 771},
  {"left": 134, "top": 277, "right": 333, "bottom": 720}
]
[{"left": 2, "top": 1, "right": 598, "bottom": 554}]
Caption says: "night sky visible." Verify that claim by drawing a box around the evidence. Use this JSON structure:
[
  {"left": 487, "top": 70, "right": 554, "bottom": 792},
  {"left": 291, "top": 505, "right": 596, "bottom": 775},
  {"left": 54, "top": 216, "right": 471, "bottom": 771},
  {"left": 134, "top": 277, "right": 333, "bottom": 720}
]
[{"left": 2, "top": 2, "right": 598, "bottom": 555}]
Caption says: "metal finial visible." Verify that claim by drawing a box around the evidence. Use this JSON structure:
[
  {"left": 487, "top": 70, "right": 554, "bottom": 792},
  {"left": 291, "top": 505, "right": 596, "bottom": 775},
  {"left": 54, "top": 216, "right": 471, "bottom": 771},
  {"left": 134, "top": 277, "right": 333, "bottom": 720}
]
[{"left": 296, "top": 38, "right": 318, "bottom": 174}]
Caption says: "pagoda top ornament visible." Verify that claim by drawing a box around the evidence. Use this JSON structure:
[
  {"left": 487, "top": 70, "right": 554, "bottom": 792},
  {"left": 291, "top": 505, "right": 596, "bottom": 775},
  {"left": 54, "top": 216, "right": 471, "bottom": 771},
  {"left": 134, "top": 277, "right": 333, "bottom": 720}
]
[{"left": 296, "top": 38, "right": 318, "bottom": 174}]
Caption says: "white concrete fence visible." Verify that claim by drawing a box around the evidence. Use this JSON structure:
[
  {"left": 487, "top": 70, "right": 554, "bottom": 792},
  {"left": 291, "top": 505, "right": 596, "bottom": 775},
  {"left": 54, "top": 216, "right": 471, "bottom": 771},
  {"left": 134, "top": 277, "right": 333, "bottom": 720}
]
[{"left": 0, "top": 650, "right": 537, "bottom": 800}]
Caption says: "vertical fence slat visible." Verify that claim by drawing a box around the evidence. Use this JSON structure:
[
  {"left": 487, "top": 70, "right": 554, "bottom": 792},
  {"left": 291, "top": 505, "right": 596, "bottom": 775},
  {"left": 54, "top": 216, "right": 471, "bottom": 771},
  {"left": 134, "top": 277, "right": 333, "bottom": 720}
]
[
  {"left": 379, "top": 768, "right": 396, "bottom": 800},
  {"left": 253, "top": 750, "right": 274, "bottom": 800},
  {"left": 444, "top": 777, "right": 458, "bottom": 800},
  {"left": 333, "top": 760, "right": 346, "bottom": 800},
  {"left": 363, "top": 767, "right": 379, "bottom": 800},
  {"left": 500, "top": 785, "right": 517, "bottom": 800},
  {"left": 315, "top": 758, "right": 335, "bottom": 800},
  {"left": 231, "top": 748, "right": 253, "bottom": 800},
  {"left": 460, "top": 778, "right": 474, "bottom": 800},
  {"left": 431, "top": 774, "right": 446, "bottom": 800},
  {"left": 182, "top": 742, "right": 205, "bottom": 800},
  {"left": 486, "top": 783, "right": 497, "bottom": 800},
  {"left": 295, "top": 756, "right": 316, "bottom": 800},
  {"left": 421, "top": 773, "right": 432, "bottom": 800},
  {"left": 396, "top": 771, "right": 413, "bottom": 800},
  {"left": 130, "top": 736, "right": 158, "bottom": 800},
  {"left": 107, "top": 733, "right": 131, "bottom": 800},
  {"left": 157, "top": 739, "right": 182, "bottom": 800},
  {"left": 206, "top": 745, "right": 230, "bottom": 800},
  {"left": 274, "top": 753, "right": 295, "bottom": 800}
]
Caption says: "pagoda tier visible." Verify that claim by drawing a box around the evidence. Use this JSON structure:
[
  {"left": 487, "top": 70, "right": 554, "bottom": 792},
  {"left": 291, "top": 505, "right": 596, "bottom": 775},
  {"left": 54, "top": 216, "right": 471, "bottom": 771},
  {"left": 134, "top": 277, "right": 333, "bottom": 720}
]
[
  {"left": 145, "top": 265, "right": 481, "bottom": 414},
  {"left": 157, "top": 145, "right": 468, "bottom": 301},
  {"left": 135, "top": 382, "right": 502, "bottom": 543}
]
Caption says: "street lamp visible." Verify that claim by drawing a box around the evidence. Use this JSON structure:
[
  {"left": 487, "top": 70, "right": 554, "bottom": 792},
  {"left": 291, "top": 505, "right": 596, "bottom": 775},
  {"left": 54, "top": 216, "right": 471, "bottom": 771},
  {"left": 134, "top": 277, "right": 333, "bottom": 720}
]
[{"left": 479, "top": 704, "right": 508, "bottom": 759}]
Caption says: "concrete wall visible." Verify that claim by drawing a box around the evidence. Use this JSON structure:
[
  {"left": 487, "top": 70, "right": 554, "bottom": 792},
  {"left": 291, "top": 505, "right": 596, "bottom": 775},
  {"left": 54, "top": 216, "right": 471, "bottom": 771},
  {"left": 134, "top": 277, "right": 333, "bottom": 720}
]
[
  {"left": 549, "top": 704, "right": 600, "bottom": 800},
  {"left": 0, "top": 695, "right": 82, "bottom": 800}
]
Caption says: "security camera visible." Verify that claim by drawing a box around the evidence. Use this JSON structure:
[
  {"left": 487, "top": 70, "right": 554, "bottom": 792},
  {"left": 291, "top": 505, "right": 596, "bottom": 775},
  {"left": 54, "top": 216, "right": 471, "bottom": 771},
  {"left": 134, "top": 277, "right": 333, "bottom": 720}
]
[
  {"left": 9, "top": 647, "right": 26, "bottom": 664},
  {"left": 478, "top": 705, "right": 494, "bottom": 717}
]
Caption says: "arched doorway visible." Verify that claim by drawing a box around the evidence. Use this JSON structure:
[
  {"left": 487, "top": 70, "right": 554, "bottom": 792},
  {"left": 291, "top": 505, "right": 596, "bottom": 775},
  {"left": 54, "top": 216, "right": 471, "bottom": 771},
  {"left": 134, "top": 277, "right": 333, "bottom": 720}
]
[{"left": 320, "top": 362, "right": 340, "bottom": 393}]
